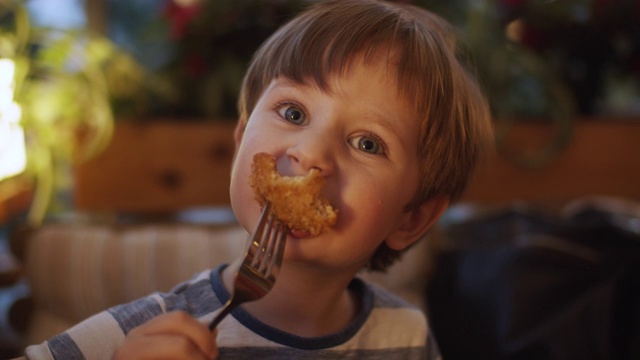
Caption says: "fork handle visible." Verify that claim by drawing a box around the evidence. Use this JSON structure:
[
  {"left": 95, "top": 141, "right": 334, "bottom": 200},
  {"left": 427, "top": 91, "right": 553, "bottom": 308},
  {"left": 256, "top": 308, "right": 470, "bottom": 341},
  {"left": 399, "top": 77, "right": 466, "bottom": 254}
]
[{"left": 208, "top": 299, "right": 235, "bottom": 331}]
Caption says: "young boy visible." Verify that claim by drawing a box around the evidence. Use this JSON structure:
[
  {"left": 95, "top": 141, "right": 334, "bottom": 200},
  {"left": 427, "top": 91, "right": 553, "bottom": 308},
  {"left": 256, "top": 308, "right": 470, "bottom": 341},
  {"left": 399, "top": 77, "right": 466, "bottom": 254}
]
[{"left": 22, "top": 0, "right": 492, "bottom": 358}]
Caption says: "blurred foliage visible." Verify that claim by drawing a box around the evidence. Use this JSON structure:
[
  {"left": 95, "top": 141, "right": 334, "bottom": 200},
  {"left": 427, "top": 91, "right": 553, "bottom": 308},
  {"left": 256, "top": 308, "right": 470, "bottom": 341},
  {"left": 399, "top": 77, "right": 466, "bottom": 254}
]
[
  {"left": 417, "top": 0, "right": 576, "bottom": 168},
  {"left": 419, "top": 0, "right": 572, "bottom": 118},
  {"left": 0, "top": 0, "right": 150, "bottom": 224},
  {"left": 416, "top": 0, "right": 640, "bottom": 167},
  {"left": 107, "top": 0, "right": 310, "bottom": 120},
  {"left": 110, "top": 0, "right": 640, "bottom": 121},
  {"left": 161, "top": 0, "right": 310, "bottom": 119},
  {"left": 420, "top": 0, "right": 640, "bottom": 117}
]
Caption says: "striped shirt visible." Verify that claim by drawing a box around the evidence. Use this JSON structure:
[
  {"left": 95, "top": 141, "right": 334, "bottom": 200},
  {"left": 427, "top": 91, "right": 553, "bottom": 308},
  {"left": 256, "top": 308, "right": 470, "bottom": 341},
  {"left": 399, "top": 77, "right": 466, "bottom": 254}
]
[{"left": 24, "top": 266, "right": 439, "bottom": 359}]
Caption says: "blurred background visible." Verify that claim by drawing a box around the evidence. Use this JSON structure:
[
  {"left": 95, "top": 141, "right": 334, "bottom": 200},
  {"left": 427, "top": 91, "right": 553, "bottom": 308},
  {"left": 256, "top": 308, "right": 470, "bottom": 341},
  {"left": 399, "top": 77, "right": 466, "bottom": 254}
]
[{"left": 0, "top": 0, "right": 639, "bottom": 357}]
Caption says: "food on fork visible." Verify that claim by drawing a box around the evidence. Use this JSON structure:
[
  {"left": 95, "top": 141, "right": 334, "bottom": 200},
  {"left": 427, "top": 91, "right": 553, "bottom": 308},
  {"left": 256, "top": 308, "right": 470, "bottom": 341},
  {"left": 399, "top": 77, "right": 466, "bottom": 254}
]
[{"left": 250, "top": 152, "right": 338, "bottom": 236}]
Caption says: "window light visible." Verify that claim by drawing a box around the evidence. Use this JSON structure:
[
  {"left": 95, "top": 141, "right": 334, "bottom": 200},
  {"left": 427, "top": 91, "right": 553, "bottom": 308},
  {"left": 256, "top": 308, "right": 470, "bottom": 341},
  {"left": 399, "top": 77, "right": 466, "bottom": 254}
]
[{"left": 0, "top": 59, "right": 26, "bottom": 182}]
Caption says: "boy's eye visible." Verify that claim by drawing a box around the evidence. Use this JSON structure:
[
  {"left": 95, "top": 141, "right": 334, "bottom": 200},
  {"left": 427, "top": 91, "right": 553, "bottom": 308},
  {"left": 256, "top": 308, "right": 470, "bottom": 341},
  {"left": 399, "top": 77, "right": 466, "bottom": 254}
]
[
  {"left": 349, "top": 134, "right": 384, "bottom": 155},
  {"left": 278, "top": 104, "right": 307, "bottom": 125}
]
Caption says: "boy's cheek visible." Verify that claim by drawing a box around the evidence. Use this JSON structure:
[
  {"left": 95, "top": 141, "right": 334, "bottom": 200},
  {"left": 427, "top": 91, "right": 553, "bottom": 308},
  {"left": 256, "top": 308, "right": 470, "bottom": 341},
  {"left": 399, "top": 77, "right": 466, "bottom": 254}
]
[
  {"left": 229, "top": 172, "right": 257, "bottom": 230},
  {"left": 230, "top": 149, "right": 269, "bottom": 225}
]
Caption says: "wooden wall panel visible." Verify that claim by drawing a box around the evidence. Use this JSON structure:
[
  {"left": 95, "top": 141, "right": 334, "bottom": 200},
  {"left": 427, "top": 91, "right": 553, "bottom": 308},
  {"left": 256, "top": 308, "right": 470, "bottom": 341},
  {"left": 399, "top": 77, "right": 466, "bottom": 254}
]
[
  {"left": 463, "top": 120, "right": 640, "bottom": 204},
  {"left": 74, "top": 121, "right": 237, "bottom": 213},
  {"left": 73, "top": 119, "right": 640, "bottom": 213}
]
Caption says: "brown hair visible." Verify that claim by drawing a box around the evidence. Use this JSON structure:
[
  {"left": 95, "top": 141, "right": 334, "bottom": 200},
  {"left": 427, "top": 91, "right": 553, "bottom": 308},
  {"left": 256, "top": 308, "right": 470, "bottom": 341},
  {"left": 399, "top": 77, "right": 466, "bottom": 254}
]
[{"left": 238, "top": 0, "right": 494, "bottom": 271}]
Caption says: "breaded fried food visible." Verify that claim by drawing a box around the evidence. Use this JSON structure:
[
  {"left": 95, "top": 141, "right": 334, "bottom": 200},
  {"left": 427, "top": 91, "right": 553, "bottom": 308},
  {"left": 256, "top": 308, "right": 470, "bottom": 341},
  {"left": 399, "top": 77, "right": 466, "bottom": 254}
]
[{"left": 250, "top": 152, "right": 338, "bottom": 236}]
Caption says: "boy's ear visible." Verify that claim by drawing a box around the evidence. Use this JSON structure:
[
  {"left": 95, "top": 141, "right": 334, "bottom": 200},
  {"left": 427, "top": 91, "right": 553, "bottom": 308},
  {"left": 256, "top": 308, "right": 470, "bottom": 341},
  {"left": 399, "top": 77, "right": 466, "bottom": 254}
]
[{"left": 386, "top": 196, "right": 449, "bottom": 251}]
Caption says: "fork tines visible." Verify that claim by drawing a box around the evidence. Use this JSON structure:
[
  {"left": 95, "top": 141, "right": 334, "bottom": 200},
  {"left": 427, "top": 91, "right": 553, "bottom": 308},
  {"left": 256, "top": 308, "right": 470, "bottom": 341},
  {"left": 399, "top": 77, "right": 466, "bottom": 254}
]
[{"left": 251, "top": 205, "right": 286, "bottom": 278}]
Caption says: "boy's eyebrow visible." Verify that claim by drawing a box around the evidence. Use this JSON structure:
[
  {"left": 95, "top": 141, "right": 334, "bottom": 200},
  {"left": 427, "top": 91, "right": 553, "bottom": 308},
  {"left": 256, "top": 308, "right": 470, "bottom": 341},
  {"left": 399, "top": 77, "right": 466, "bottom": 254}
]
[
  {"left": 259, "top": 77, "right": 309, "bottom": 98},
  {"left": 274, "top": 76, "right": 343, "bottom": 95},
  {"left": 271, "top": 77, "right": 308, "bottom": 90}
]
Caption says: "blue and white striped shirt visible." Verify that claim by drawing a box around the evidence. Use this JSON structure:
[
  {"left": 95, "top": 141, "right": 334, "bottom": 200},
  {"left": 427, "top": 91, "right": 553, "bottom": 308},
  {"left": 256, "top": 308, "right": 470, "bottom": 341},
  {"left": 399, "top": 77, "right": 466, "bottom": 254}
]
[{"left": 24, "top": 266, "right": 439, "bottom": 359}]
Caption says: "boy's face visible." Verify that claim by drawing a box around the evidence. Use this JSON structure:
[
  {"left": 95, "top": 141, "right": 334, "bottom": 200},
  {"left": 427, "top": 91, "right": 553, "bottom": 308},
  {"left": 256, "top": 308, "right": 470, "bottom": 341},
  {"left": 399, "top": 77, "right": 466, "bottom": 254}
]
[{"left": 230, "top": 55, "right": 425, "bottom": 273}]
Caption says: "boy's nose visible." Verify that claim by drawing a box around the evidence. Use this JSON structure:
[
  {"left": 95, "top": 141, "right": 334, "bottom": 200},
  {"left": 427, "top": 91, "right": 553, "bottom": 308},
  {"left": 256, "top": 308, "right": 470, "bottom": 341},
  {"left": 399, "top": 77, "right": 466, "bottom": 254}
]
[{"left": 285, "top": 131, "right": 336, "bottom": 177}]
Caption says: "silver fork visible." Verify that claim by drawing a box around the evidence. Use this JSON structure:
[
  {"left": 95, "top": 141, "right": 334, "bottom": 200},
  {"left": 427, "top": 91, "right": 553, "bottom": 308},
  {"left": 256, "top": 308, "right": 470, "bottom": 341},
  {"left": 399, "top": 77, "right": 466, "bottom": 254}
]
[{"left": 209, "top": 201, "right": 287, "bottom": 330}]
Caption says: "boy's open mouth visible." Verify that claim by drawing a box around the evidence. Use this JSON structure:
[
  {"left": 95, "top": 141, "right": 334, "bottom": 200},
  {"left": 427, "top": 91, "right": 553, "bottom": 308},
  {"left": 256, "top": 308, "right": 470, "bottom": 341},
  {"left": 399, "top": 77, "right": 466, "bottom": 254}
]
[{"left": 289, "top": 228, "right": 312, "bottom": 239}]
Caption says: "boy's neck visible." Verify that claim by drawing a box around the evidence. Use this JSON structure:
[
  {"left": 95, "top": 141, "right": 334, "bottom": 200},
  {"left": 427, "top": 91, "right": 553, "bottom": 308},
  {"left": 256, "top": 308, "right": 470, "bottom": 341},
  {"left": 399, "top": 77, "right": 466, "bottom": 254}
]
[{"left": 222, "top": 264, "right": 361, "bottom": 337}]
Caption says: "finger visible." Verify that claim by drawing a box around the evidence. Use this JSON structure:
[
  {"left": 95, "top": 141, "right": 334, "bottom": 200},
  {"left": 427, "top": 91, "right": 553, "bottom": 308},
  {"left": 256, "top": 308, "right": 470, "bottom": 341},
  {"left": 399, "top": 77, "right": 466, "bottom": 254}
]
[
  {"left": 114, "top": 333, "right": 212, "bottom": 360},
  {"left": 128, "top": 311, "right": 217, "bottom": 359}
]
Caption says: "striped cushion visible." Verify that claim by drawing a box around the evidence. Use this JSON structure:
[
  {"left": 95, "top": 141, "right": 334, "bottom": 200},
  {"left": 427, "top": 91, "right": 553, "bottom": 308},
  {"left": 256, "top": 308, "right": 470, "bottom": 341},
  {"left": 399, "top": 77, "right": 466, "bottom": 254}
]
[{"left": 23, "top": 222, "right": 245, "bottom": 343}]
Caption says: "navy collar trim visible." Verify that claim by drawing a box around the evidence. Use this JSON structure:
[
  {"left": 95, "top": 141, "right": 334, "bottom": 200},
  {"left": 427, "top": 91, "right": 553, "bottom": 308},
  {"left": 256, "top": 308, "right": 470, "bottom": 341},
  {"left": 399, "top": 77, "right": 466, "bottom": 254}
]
[{"left": 210, "top": 264, "right": 373, "bottom": 350}]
